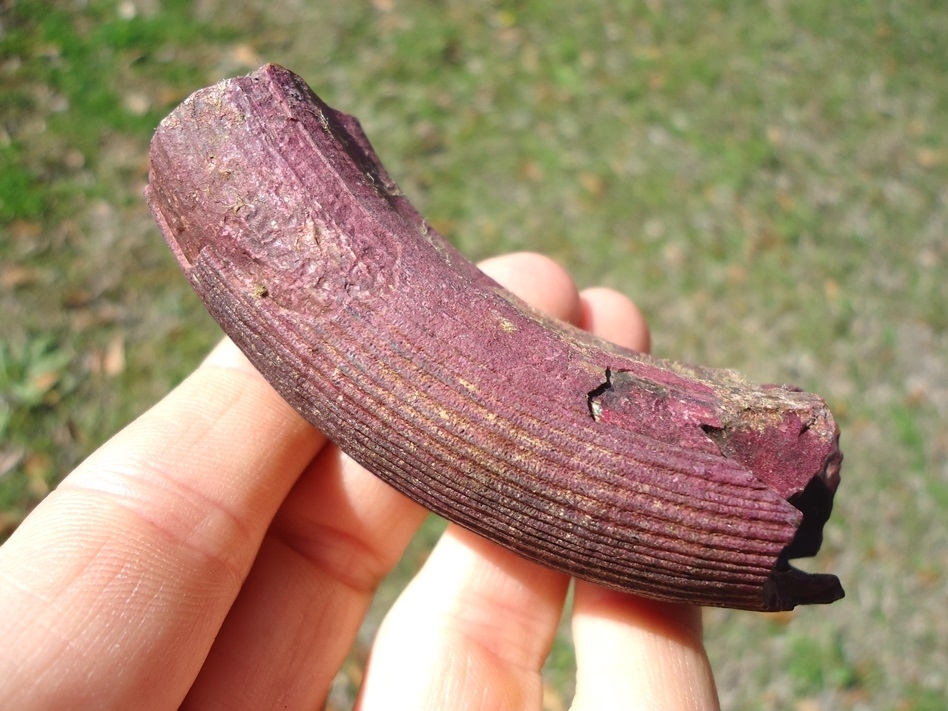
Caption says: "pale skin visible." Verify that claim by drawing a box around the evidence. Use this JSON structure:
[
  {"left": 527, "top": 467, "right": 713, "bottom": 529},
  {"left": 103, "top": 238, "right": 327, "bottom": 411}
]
[{"left": 0, "top": 252, "right": 720, "bottom": 710}]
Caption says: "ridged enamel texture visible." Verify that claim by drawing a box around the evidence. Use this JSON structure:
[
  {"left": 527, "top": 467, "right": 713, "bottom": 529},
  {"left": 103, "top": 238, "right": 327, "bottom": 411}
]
[{"left": 146, "top": 64, "right": 844, "bottom": 611}]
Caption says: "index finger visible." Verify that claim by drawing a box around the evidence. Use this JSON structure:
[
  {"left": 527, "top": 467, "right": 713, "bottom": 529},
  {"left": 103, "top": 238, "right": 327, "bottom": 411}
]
[{"left": 0, "top": 338, "right": 325, "bottom": 709}]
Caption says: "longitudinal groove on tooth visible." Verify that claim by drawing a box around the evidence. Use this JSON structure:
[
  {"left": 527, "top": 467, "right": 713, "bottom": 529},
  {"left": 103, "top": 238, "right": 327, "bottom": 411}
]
[{"left": 146, "top": 63, "right": 845, "bottom": 611}]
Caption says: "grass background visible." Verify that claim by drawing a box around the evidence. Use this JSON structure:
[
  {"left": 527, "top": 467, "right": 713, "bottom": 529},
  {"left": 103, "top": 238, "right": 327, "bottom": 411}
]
[{"left": 2, "top": 0, "right": 946, "bottom": 708}]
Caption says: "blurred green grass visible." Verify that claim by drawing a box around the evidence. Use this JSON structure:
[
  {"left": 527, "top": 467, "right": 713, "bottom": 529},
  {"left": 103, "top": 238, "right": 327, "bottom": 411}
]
[{"left": 2, "top": 0, "right": 947, "bottom": 708}]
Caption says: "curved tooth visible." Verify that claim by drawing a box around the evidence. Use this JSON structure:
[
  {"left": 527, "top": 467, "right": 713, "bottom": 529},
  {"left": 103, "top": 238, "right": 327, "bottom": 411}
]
[{"left": 145, "top": 64, "right": 843, "bottom": 611}]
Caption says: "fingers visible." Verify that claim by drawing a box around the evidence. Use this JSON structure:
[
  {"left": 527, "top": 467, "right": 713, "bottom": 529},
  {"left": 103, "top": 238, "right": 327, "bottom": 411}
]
[
  {"left": 0, "top": 338, "right": 326, "bottom": 710},
  {"left": 356, "top": 252, "right": 585, "bottom": 710},
  {"left": 181, "top": 432, "right": 428, "bottom": 709},
  {"left": 579, "top": 286, "right": 651, "bottom": 352},
  {"left": 357, "top": 528, "right": 569, "bottom": 710},
  {"left": 570, "top": 587, "right": 719, "bottom": 711},
  {"left": 0, "top": 246, "right": 712, "bottom": 711},
  {"left": 479, "top": 252, "right": 584, "bottom": 326}
]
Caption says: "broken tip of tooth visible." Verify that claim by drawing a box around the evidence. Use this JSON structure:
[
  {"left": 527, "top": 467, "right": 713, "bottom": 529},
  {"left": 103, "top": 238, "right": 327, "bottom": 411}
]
[{"left": 764, "top": 566, "right": 845, "bottom": 611}]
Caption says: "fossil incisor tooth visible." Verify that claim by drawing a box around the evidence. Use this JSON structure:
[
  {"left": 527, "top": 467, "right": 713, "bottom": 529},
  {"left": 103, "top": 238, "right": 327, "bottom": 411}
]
[{"left": 145, "top": 64, "right": 843, "bottom": 611}]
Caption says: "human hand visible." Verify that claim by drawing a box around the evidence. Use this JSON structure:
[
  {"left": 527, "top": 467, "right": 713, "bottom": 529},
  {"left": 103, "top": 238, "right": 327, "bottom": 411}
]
[{"left": 0, "top": 252, "right": 719, "bottom": 710}]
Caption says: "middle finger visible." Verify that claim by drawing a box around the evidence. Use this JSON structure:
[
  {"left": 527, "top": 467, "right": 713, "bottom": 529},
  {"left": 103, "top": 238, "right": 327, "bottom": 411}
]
[{"left": 182, "top": 444, "right": 428, "bottom": 709}]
